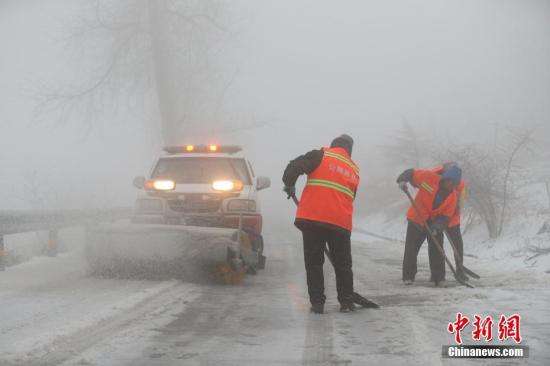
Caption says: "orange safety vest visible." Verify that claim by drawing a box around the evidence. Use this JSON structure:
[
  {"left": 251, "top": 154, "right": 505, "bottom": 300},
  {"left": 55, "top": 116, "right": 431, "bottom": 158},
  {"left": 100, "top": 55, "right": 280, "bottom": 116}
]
[
  {"left": 296, "top": 147, "right": 360, "bottom": 231},
  {"left": 430, "top": 165, "right": 467, "bottom": 228},
  {"left": 406, "top": 169, "right": 458, "bottom": 226}
]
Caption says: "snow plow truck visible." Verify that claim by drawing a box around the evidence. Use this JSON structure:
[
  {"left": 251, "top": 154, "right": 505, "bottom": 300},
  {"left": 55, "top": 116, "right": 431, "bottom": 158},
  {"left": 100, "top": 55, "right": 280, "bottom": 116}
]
[{"left": 85, "top": 144, "right": 271, "bottom": 281}]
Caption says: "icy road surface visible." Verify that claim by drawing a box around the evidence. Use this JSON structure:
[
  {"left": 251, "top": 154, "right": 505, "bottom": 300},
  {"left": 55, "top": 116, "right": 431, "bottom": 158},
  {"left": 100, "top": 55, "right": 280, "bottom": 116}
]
[{"left": 1, "top": 234, "right": 549, "bottom": 365}]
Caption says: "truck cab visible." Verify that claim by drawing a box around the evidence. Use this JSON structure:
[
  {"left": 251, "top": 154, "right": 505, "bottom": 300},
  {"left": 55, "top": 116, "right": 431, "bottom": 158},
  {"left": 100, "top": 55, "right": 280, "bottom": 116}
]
[{"left": 131, "top": 144, "right": 271, "bottom": 236}]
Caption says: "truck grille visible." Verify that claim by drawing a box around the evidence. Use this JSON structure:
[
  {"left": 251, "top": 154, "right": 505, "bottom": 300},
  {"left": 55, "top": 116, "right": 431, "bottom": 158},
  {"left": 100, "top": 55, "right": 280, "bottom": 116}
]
[{"left": 167, "top": 194, "right": 223, "bottom": 213}]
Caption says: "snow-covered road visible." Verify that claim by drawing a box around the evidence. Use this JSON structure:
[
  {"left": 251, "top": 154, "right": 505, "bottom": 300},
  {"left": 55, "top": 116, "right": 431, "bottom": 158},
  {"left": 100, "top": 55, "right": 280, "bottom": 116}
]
[{"left": 1, "top": 233, "right": 549, "bottom": 365}]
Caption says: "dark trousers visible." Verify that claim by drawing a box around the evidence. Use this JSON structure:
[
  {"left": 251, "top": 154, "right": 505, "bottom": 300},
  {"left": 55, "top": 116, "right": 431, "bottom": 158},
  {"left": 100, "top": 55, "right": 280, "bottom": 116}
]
[
  {"left": 301, "top": 226, "right": 353, "bottom": 305},
  {"left": 402, "top": 221, "right": 445, "bottom": 282},
  {"left": 447, "top": 225, "right": 464, "bottom": 275}
]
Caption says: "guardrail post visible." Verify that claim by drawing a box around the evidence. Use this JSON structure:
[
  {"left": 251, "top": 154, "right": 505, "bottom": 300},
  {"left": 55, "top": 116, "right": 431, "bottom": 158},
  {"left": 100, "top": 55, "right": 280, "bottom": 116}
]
[
  {"left": 47, "top": 229, "right": 58, "bottom": 257},
  {"left": 0, "top": 235, "right": 5, "bottom": 271}
]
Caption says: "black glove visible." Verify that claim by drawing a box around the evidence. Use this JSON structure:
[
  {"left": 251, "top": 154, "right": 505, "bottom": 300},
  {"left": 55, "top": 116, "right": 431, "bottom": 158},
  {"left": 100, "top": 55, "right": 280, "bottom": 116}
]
[{"left": 283, "top": 186, "right": 296, "bottom": 199}]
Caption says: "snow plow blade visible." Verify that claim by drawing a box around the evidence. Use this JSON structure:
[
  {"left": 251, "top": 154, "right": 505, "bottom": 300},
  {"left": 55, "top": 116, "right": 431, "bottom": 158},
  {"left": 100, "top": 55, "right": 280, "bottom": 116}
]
[{"left": 85, "top": 220, "right": 257, "bottom": 281}]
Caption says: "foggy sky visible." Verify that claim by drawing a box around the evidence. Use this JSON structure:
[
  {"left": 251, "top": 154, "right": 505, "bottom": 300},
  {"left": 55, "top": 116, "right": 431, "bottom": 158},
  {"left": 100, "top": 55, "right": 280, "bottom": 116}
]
[{"left": 0, "top": 0, "right": 549, "bottom": 214}]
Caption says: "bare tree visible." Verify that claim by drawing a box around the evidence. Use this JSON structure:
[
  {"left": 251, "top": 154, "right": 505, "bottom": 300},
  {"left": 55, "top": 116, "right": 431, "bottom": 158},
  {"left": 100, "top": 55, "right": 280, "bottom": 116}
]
[
  {"left": 14, "top": 170, "right": 60, "bottom": 210},
  {"left": 34, "top": 0, "right": 239, "bottom": 144},
  {"left": 434, "top": 127, "right": 535, "bottom": 238},
  {"left": 381, "top": 120, "right": 429, "bottom": 169},
  {"left": 496, "top": 128, "right": 534, "bottom": 236}
]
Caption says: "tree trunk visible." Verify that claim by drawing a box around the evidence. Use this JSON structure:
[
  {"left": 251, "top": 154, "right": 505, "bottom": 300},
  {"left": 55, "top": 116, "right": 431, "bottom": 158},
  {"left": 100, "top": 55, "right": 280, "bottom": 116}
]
[{"left": 148, "top": 0, "right": 182, "bottom": 145}]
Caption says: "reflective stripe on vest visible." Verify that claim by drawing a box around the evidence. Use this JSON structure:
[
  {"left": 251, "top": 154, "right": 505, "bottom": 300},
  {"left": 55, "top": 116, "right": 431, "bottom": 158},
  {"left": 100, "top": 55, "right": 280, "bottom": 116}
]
[
  {"left": 306, "top": 178, "right": 355, "bottom": 199},
  {"left": 420, "top": 182, "right": 434, "bottom": 193},
  {"left": 296, "top": 146, "right": 359, "bottom": 231},
  {"left": 323, "top": 151, "right": 359, "bottom": 174},
  {"left": 406, "top": 169, "right": 458, "bottom": 226}
]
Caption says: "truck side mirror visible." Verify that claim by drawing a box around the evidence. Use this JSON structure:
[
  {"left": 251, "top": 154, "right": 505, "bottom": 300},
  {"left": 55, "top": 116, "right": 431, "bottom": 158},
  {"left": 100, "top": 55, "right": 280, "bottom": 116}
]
[
  {"left": 133, "top": 176, "right": 146, "bottom": 189},
  {"left": 256, "top": 176, "right": 271, "bottom": 191}
]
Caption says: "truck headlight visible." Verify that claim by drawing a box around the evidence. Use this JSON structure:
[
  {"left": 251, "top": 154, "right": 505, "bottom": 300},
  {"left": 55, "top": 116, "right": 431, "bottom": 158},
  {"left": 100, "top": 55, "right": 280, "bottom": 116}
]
[
  {"left": 227, "top": 199, "right": 256, "bottom": 212},
  {"left": 212, "top": 179, "right": 243, "bottom": 192},
  {"left": 145, "top": 179, "right": 176, "bottom": 191}
]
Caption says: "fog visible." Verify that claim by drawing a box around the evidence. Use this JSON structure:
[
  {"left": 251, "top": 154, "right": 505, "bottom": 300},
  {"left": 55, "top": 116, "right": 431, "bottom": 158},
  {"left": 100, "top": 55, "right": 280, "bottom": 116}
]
[
  {"left": 1, "top": 3, "right": 550, "bottom": 363},
  {"left": 1, "top": 0, "right": 549, "bottom": 230}
]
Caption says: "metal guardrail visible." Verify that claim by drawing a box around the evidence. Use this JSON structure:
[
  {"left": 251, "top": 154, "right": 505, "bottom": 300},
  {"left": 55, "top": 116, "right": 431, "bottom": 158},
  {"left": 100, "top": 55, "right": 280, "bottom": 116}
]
[{"left": 0, "top": 208, "right": 132, "bottom": 270}]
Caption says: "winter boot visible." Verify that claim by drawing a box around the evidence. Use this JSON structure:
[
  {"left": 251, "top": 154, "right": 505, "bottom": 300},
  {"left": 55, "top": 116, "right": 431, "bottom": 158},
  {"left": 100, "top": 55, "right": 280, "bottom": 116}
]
[{"left": 310, "top": 303, "right": 324, "bottom": 314}]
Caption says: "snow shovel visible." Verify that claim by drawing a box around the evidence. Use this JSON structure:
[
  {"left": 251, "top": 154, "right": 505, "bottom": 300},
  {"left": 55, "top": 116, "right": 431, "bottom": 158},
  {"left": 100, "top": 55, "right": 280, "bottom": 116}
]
[
  {"left": 401, "top": 187, "right": 474, "bottom": 289},
  {"left": 290, "top": 194, "right": 380, "bottom": 308}
]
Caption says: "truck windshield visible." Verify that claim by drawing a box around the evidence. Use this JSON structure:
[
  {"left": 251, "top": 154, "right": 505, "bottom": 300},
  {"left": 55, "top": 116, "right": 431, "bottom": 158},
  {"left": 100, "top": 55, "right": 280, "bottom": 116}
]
[{"left": 151, "top": 157, "right": 251, "bottom": 185}]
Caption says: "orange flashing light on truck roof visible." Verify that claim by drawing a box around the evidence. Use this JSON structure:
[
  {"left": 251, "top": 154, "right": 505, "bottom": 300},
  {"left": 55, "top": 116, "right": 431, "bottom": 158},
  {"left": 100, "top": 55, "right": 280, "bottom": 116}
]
[{"left": 163, "top": 145, "right": 242, "bottom": 155}]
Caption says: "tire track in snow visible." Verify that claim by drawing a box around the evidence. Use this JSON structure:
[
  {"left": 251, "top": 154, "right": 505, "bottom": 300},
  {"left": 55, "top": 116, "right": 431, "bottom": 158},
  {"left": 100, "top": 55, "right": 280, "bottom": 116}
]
[
  {"left": 302, "top": 313, "right": 337, "bottom": 366},
  {"left": 34, "top": 282, "right": 198, "bottom": 366},
  {"left": 85, "top": 240, "right": 312, "bottom": 365}
]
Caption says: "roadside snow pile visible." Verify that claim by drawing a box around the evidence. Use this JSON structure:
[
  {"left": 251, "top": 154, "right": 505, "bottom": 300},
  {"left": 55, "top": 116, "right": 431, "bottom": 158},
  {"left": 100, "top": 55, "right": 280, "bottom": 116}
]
[
  {"left": 3, "top": 227, "right": 83, "bottom": 267},
  {"left": 480, "top": 182, "right": 550, "bottom": 272},
  {"left": 355, "top": 205, "right": 407, "bottom": 242},
  {"left": 462, "top": 215, "right": 550, "bottom": 273},
  {"left": 4, "top": 231, "right": 48, "bottom": 265}
]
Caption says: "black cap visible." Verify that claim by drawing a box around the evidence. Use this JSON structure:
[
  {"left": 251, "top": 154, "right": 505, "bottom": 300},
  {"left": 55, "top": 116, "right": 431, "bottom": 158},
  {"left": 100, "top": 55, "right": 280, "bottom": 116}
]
[{"left": 330, "top": 134, "right": 354, "bottom": 155}]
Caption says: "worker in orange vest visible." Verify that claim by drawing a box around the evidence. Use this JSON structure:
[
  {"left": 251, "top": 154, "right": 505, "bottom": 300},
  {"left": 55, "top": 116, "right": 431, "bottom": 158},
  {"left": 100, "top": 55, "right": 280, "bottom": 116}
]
[
  {"left": 396, "top": 165, "right": 462, "bottom": 287},
  {"left": 283, "top": 134, "right": 359, "bottom": 313},
  {"left": 431, "top": 163, "right": 468, "bottom": 282}
]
